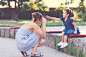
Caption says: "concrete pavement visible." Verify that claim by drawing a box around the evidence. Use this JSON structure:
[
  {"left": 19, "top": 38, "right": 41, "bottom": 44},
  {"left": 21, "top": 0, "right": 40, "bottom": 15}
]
[
  {"left": 0, "top": 37, "right": 75, "bottom": 57},
  {"left": 0, "top": 26, "right": 86, "bottom": 57}
]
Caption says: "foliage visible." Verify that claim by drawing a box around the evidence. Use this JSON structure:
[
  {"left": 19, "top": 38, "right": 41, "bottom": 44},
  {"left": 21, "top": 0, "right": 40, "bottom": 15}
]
[
  {"left": 1, "top": 12, "right": 4, "bottom": 17},
  {"left": 21, "top": 4, "right": 30, "bottom": 15},
  {"left": 65, "top": 46, "right": 70, "bottom": 54},
  {"left": 78, "top": 49, "right": 85, "bottom": 57},
  {"left": 21, "top": 0, "right": 48, "bottom": 15},
  {"left": 56, "top": 39, "right": 76, "bottom": 56},
  {"left": 78, "top": 11, "right": 86, "bottom": 21},
  {"left": 78, "top": 11, "right": 83, "bottom": 18},
  {"left": 54, "top": 8, "right": 63, "bottom": 17},
  {"left": 0, "top": 9, "right": 4, "bottom": 17},
  {"left": 56, "top": 39, "right": 64, "bottom": 52},
  {"left": 69, "top": 45, "right": 76, "bottom": 56},
  {"left": 54, "top": 7, "right": 65, "bottom": 11},
  {"left": 0, "top": 0, "right": 30, "bottom": 21},
  {"left": 78, "top": 0, "right": 85, "bottom": 13}
]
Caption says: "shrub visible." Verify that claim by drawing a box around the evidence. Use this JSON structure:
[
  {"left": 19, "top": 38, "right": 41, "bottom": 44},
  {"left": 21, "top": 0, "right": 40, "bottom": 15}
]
[{"left": 78, "top": 49, "right": 85, "bottom": 57}]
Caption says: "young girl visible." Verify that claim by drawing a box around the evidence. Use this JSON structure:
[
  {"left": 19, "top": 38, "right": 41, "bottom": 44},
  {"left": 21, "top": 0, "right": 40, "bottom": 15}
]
[
  {"left": 45, "top": 9, "right": 80, "bottom": 48},
  {"left": 15, "top": 12, "right": 46, "bottom": 56}
]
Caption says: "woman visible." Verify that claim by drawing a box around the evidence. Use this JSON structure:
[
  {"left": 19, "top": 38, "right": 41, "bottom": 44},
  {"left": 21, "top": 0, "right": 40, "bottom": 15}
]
[{"left": 15, "top": 12, "right": 46, "bottom": 56}]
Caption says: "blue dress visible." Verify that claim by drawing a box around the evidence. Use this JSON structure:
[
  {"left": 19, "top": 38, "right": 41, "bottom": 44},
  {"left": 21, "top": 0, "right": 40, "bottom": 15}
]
[
  {"left": 60, "top": 17, "right": 80, "bottom": 35},
  {"left": 15, "top": 22, "right": 40, "bottom": 52}
]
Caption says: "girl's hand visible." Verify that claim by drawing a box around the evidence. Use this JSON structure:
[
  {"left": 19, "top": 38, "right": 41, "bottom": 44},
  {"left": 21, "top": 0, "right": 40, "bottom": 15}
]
[
  {"left": 74, "top": 31, "right": 77, "bottom": 34},
  {"left": 45, "top": 16, "right": 51, "bottom": 19}
]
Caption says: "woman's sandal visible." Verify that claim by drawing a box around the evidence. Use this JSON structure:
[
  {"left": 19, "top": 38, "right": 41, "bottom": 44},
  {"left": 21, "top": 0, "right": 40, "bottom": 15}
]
[
  {"left": 20, "top": 51, "right": 29, "bottom": 56},
  {"left": 31, "top": 53, "right": 43, "bottom": 57}
]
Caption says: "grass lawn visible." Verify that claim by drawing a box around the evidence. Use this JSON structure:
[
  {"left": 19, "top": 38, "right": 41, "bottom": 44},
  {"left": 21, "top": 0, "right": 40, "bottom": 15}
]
[{"left": 0, "top": 19, "right": 86, "bottom": 27}]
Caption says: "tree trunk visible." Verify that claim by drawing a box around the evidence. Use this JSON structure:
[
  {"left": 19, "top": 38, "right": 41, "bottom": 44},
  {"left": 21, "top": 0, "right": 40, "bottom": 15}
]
[
  {"left": 44, "top": 11, "right": 45, "bottom": 17},
  {"left": 12, "top": 11, "right": 19, "bottom": 21}
]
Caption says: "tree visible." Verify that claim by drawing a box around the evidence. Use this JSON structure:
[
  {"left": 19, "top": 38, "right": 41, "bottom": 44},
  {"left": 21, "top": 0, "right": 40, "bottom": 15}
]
[
  {"left": 21, "top": 0, "right": 47, "bottom": 16},
  {"left": 0, "top": 0, "right": 30, "bottom": 21},
  {"left": 79, "top": 0, "right": 85, "bottom": 13},
  {"left": 61, "top": 0, "right": 74, "bottom": 8}
]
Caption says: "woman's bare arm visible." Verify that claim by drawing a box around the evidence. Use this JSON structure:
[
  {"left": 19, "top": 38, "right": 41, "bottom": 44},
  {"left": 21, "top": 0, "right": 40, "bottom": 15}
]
[{"left": 32, "top": 18, "right": 46, "bottom": 37}]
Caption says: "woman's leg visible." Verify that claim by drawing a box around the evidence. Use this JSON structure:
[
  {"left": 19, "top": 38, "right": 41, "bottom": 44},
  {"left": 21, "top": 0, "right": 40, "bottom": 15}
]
[
  {"left": 31, "top": 36, "right": 43, "bottom": 54},
  {"left": 38, "top": 39, "right": 45, "bottom": 47}
]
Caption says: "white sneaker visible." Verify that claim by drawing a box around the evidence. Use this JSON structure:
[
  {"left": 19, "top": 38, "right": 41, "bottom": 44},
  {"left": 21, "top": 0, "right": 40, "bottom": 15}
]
[
  {"left": 57, "top": 41, "right": 64, "bottom": 46},
  {"left": 60, "top": 42, "right": 68, "bottom": 48}
]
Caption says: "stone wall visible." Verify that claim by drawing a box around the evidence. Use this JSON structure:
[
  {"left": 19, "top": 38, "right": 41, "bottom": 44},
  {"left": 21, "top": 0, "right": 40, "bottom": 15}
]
[
  {"left": 44, "top": 33, "right": 86, "bottom": 57},
  {"left": 0, "top": 27, "right": 18, "bottom": 38},
  {"left": 0, "top": 27, "right": 86, "bottom": 57}
]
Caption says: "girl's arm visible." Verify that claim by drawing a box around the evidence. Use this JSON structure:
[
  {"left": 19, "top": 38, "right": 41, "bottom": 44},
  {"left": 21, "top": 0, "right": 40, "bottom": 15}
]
[
  {"left": 45, "top": 16, "right": 61, "bottom": 21},
  {"left": 72, "top": 22, "right": 77, "bottom": 34}
]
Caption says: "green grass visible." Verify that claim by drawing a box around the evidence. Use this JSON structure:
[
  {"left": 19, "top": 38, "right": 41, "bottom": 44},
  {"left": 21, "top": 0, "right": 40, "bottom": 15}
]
[
  {"left": 0, "top": 19, "right": 86, "bottom": 27},
  {"left": 0, "top": 19, "right": 32, "bottom": 27},
  {"left": 78, "top": 49, "right": 85, "bottom": 57},
  {"left": 0, "top": 19, "right": 14, "bottom": 21}
]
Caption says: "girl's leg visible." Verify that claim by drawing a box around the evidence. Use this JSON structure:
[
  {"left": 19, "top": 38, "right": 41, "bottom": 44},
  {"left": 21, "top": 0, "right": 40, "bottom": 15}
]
[
  {"left": 60, "top": 35, "right": 68, "bottom": 48},
  {"left": 64, "top": 35, "right": 68, "bottom": 43},
  {"left": 62, "top": 32, "right": 64, "bottom": 42},
  {"left": 57, "top": 32, "right": 64, "bottom": 46}
]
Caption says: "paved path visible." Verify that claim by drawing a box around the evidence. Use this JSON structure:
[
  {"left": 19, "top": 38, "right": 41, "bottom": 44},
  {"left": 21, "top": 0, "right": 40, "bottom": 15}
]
[
  {"left": 0, "top": 37, "right": 75, "bottom": 57},
  {"left": 0, "top": 26, "right": 86, "bottom": 57}
]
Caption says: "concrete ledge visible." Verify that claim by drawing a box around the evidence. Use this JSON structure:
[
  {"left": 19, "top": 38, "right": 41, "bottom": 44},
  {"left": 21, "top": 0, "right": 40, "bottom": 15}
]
[
  {"left": 44, "top": 33, "right": 86, "bottom": 57},
  {"left": 0, "top": 27, "right": 86, "bottom": 57},
  {"left": 0, "top": 27, "right": 18, "bottom": 38}
]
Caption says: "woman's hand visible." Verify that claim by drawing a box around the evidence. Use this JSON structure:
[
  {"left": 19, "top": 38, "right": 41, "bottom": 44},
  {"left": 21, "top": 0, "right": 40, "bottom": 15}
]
[
  {"left": 74, "top": 31, "right": 77, "bottom": 34},
  {"left": 42, "top": 17, "right": 47, "bottom": 23}
]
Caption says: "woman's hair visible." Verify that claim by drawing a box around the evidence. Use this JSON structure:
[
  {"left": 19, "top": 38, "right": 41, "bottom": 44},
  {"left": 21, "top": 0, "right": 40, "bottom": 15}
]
[
  {"left": 32, "top": 12, "right": 43, "bottom": 22},
  {"left": 64, "top": 9, "right": 72, "bottom": 18},
  {"left": 71, "top": 12, "right": 74, "bottom": 17}
]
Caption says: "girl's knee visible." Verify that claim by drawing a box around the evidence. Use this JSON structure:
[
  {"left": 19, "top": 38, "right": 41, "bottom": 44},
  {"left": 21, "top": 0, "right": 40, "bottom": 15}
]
[{"left": 62, "top": 32, "right": 64, "bottom": 34}]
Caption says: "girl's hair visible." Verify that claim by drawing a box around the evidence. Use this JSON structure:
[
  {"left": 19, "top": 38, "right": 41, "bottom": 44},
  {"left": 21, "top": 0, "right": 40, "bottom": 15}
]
[
  {"left": 64, "top": 9, "right": 72, "bottom": 18},
  {"left": 32, "top": 12, "right": 43, "bottom": 22},
  {"left": 71, "top": 12, "right": 74, "bottom": 17}
]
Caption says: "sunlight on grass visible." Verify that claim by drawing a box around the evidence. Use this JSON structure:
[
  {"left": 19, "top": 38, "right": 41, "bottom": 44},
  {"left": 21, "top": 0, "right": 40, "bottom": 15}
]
[
  {"left": 0, "top": 24, "right": 3, "bottom": 25},
  {"left": 47, "top": 20, "right": 54, "bottom": 23},
  {"left": 75, "top": 18, "right": 82, "bottom": 21},
  {"left": 18, "top": 21, "right": 30, "bottom": 23},
  {"left": 55, "top": 21, "right": 61, "bottom": 22}
]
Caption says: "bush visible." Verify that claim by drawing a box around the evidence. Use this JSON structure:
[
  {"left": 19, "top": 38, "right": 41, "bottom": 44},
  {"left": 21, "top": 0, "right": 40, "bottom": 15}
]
[
  {"left": 78, "top": 11, "right": 86, "bottom": 21},
  {"left": 69, "top": 45, "right": 76, "bottom": 56},
  {"left": 78, "top": 49, "right": 85, "bottom": 57},
  {"left": 56, "top": 39, "right": 60, "bottom": 51},
  {"left": 78, "top": 11, "right": 83, "bottom": 18},
  {"left": 56, "top": 39, "right": 64, "bottom": 52}
]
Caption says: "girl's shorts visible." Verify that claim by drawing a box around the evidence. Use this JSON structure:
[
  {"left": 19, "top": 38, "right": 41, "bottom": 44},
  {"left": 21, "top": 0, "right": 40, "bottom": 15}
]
[{"left": 63, "top": 27, "right": 80, "bottom": 35}]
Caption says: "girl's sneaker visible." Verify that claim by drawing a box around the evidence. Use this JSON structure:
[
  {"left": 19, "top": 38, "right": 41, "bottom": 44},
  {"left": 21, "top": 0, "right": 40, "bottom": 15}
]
[
  {"left": 57, "top": 41, "right": 63, "bottom": 46},
  {"left": 60, "top": 42, "right": 68, "bottom": 48}
]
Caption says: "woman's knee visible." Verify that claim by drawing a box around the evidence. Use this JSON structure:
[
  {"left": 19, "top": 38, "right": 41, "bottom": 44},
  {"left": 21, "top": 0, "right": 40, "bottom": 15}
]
[{"left": 40, "top": 39, "right": 45, "bottom": 46}]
